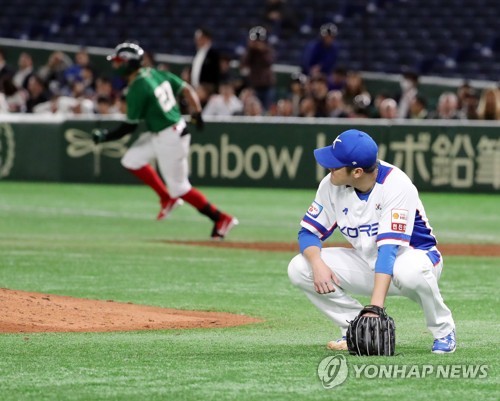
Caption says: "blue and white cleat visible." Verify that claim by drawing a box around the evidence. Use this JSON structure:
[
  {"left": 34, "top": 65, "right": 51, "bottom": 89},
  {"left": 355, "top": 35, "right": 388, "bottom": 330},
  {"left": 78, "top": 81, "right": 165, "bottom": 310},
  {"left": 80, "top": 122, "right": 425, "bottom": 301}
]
[{"left": 432, "top": 330, "right": 456, "bottom": 354}]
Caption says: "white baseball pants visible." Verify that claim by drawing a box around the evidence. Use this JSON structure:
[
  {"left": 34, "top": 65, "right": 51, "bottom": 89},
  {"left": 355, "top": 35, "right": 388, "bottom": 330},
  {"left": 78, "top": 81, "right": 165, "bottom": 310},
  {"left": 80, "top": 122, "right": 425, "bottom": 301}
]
[
  {"left": 288, "top": 247, "right": 455, "bottom": 339},
  {"left": 121, "top": 119, "right": 192, "bottom": 198}
]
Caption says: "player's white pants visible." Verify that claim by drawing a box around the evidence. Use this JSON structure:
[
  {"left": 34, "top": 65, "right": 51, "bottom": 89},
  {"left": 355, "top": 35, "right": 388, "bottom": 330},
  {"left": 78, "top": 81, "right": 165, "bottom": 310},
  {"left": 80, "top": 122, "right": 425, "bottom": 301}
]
[
  {"left": 288, "top": 247, "right": 455, "bottom": 339},
  {"left": 121, "top": 119, "right": 192, "bottom": 198}
]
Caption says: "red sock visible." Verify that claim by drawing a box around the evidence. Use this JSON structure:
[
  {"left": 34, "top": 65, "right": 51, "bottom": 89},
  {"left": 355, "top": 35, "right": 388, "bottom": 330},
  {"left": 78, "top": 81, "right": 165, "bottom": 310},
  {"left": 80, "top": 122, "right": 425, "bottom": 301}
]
[
  {"left": 181, "top": 188, "right": 220, "bottom": 221},
  {"left": 127, "top": 165, "right": 170, "bottom": 202}
]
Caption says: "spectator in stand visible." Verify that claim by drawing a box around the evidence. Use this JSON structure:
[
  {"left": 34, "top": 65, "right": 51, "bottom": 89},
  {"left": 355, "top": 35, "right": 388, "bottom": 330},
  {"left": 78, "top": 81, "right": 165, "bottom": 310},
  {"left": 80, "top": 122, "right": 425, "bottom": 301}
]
[
  {"left": 302, "top": 23, "right": 340, "bottom": 77},
  {"left": 25, "top": 74, "right": 51, "bottom": 113},
  {"left": 457, "top": 81, "right": 473, "bottom": 108},
  {"left": 289, "top": 72, "right": 307, "bottom": 116},
  {"left": 242, "top": 95, "right": 264, "bottom": 116},
  {"left": 219, "top": 53, "right": 242, "bottom": 91},
  {"left": 350, "top": 93, "right": 372, "bottom": 118},
  {"left": 378, "top": 98, "right": 398, "bottom": 119},
  {"left": 33, "top": 82, "right": 94, "bottom": 116},
  {"left": 203, "top": 80, "right": 243, "bottom": 116},
  {"left": 343, "top": 71, "right": 370, "bottom": 114},
  {"left": 117, "top": 93, "right": 127, "bottom": 115},
  {"left": 143, "top": 50, "right": 169, "bottom": 71},
  {"left": 95, "top": 95, "right": 121, "bottom": 115},
  {"left": 408, "top": 95, "right": 429, "bottom": 119},
  {"left": 63, "top": 48, "right": 93, "bottom": 92},
  {"left": 0, "top": 91, "right": 9, "bottom": 113},
  {"left": 80, "top": 66, "right": 96, "bottom": 97},
  {"left": 459, "top": 88, "right": 479, "bottom": 120},
  {"left": 325, "top": 90, "right": 349, "bottom": 118},
  {"left": 39, "top": 95, "right": 94, "bottom": 116},
  {"left": 476, "top": 87, "right": 500, "bottom": 120},
  {"left": 310, "top": 75, "right": 329, "bottom": 117},
  {"left": 299, "top": 96, "right": 316, "bottom": 117},
  {"left": 428, "top": 92, "right": 464, "bottom": 119},
  {"left": 0, "top": 48, "right": 14, "bottom": 82},
  {"left": 328, "top": 66, "right": 347, "bottom": 91},
  {"left": 238, "top": 87, "right": 256, "bottom": 105},
  {"left": 369, "top": 91, "right": 390, "bottom": 118},
  {"left": 240, "top": 26, "right": 276, "bottom": 111},
  {"left": 13, "top": 52, "right": 34, "bottom": 90},
  {"left": 396, "top": 70, "right": 419, "bottom": 118},
  {"left": 262, "top": 0, "right": 298, "bottom": 39},
  {"left": 37, "top": 51, "right": 72, "bottom": 94},
  {"left": 218, "top": 53, "right": 233, "bottom": 81},
  {"left": 94, "top": 76, "right": 116, "bottom": 101},
  {"left": 190, "top": 28, "right": 220, "bottom": 100},
  {"left": 69, "top": 79, "right": 93, "bottom": 101},
  {"left": 0, "top": 75, "right": 27, "bottom": 113},
  {"left": 275, "top": 98, "right": 294, "bottom": 116}
]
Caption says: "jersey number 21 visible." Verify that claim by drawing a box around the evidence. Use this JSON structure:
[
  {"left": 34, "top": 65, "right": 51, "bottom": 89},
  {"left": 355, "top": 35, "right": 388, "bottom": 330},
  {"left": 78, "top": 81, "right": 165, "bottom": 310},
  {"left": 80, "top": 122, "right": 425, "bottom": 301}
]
[{"left": 154, "top": 82, "right": 176, "bottom": 113}]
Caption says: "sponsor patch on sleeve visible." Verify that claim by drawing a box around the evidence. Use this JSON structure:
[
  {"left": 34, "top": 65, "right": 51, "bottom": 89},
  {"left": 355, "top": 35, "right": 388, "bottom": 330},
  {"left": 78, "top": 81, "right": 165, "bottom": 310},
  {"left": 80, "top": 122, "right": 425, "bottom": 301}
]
[
  {"left": 391, "top": 208, "right": 408, "bottom": 232},
  {"left": 307, "top": 201, "right": 323, "bottom": 218}
]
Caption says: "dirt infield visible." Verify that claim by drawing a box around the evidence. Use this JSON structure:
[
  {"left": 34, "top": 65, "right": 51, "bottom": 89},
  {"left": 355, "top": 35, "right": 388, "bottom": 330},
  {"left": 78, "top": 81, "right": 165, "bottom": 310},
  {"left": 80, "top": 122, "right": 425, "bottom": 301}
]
[
  {"left": 164, "top": 240, "right": 500, "bottom": 257},
  {"left": 0, "top": 288, "right": 261, "bottom": 334},
  {"left": 3, "top": 242, "right": 497, "bottom": 334}
]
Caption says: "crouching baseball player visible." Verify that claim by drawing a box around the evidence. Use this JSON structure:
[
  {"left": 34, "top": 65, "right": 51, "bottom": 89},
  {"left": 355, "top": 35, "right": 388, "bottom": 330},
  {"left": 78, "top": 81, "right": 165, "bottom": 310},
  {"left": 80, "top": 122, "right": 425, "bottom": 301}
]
[{"left": 288, "top": 129, "right": 456, "bottom": 354}]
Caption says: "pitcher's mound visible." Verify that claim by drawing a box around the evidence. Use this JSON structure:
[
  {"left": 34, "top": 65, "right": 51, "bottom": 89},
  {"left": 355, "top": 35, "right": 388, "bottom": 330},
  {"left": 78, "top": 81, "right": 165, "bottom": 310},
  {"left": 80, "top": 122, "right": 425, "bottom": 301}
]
[{"left": 0, "top": 288, "right": 261, "bottom": 333}]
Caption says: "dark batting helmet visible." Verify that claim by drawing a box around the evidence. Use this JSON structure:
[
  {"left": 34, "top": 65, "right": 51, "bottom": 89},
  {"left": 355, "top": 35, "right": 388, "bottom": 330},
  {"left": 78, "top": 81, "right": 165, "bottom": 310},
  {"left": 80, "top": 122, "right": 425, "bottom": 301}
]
[{"left": 107, "top": 42, "right": 144, "bottom": 76}]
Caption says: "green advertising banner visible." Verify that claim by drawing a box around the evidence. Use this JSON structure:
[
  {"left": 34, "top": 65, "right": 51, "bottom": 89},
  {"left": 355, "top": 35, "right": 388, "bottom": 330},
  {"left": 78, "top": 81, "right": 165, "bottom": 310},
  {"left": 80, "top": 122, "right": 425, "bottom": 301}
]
[
  {"left": 60, "top": 120, "right": 137, "bottom": 184},
  {"left": 1, "top": 117, "right": 499, "bottom": 193},
  {"left": 0, "top": 121, "right": 62, "bottom": 181}
]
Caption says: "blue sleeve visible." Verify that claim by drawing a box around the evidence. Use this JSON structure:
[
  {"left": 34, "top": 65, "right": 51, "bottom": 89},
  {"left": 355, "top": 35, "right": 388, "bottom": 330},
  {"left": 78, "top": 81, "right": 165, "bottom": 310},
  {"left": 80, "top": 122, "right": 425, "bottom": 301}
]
[
  {"left": 298, "top": 227, "right": 322, "bottom": 253},
  {"left": 375, "top": 244, "right": 399, "bottom": 275}
]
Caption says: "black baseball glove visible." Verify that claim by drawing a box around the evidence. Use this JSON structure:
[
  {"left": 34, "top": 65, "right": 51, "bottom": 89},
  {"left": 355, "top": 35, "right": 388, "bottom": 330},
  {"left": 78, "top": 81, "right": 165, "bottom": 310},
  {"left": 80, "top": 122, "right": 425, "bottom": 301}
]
[
  {"left": 91, "top": 128, "right": 109, "bottom": 144},
  {"left": 346, "top": 305, "right": 396, "bottom": 356},
  {"left": 190, "top": 111, "right": 204, "bottom": 131}
]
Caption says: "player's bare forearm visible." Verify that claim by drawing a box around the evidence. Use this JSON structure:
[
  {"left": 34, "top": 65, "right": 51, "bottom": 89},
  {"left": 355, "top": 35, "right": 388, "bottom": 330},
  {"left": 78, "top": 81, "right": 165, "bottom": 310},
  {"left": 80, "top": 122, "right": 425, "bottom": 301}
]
[
  {"left": 181, "top": 84, "right": 202, "bottom": 113},
  {"left": 303, "top": 246, "right": 340, "bottom": 294},
  {"left": 370, "top": 273, "right": 392, "bottom": 307}
]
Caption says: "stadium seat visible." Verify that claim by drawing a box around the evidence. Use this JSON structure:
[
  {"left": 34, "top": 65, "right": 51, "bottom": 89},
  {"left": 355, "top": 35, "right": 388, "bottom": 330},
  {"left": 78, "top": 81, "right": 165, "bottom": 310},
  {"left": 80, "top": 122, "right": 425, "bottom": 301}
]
[{"left": 0, "top": 0, "right": 499, "bottom": 80}]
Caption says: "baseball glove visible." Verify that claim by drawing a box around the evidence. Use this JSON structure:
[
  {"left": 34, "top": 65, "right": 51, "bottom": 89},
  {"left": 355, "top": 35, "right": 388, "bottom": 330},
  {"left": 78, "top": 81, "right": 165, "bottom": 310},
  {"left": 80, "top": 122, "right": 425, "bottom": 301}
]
[
  {"left": 346, "top": 305, "right": 395, "bottom": 356},
  {"left": 190, "top": 112, "right": 204, "bottom": 131}
]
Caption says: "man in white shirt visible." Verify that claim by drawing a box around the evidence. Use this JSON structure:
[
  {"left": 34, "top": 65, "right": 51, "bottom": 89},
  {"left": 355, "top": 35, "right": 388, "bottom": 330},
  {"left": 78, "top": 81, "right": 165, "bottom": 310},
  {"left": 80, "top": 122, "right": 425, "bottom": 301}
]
[
  {"left": 190, "top": 28, "right": 220, "bottom": 98},
  {"left": 203, "top": 80, "right": 243, "bottom": 116},
  {"left": 13, "top": 52, "right": 34, "bottom": 89}
]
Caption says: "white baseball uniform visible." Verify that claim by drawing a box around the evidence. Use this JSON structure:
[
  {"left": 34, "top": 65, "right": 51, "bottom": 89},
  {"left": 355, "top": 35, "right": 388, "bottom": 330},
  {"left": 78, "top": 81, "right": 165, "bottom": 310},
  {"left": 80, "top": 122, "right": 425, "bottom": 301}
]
[{"left": 288, "top": 160, "right": 455, "bottom": 338}]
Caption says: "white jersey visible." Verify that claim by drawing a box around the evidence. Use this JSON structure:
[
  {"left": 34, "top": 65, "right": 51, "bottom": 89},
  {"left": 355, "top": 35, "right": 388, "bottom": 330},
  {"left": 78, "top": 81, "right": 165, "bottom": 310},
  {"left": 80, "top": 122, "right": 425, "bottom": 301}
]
[{"left": 301, "top": 160, "right": 439, "bottom": 269}]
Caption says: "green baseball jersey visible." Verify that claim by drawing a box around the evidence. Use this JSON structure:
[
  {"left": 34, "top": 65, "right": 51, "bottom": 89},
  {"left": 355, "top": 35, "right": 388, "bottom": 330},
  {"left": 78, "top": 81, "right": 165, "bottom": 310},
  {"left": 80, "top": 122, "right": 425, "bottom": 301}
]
[{"left": 126, "top": 68, "right": 185, "bottom": 132}]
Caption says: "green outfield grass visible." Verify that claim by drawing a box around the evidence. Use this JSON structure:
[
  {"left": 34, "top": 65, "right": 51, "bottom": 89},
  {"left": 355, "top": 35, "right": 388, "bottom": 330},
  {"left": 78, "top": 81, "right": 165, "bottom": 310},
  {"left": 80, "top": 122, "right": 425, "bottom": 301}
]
[{"left": 0, "top": 182, "right": 498, "bottom": 401}]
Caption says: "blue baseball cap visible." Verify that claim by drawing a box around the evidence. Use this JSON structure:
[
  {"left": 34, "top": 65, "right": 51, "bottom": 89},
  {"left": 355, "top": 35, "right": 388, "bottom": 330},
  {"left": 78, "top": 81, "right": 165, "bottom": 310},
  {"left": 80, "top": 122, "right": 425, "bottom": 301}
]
[{"left": 314, "top": 129, "right": 378, "bottom": 169}]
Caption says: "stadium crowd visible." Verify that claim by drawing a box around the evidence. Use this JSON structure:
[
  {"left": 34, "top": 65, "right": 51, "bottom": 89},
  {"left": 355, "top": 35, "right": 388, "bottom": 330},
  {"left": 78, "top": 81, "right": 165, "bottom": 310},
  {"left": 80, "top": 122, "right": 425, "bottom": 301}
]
[{"left": 0, "top": 28, "right": 499, "bottom": 121}]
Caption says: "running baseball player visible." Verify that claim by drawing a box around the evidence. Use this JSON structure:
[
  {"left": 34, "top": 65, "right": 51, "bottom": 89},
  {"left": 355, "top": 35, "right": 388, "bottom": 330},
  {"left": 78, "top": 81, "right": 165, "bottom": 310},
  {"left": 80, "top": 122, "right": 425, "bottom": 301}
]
[
  {"left": 287, "top": 129, "right": 456, "bottom": 353},
  {"left": 92, "top": 42, "right": 238, "bottom": 239}
]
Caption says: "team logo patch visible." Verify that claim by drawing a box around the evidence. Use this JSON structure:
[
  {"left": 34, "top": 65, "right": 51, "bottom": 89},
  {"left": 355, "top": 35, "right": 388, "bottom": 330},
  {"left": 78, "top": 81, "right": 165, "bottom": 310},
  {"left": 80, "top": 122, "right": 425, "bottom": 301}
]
[
  {"left": 391, "top": 208, "right": 408, "bottom": 232},
  {"left": 307, "top": 201, "right": 323, "bottom": 218}
]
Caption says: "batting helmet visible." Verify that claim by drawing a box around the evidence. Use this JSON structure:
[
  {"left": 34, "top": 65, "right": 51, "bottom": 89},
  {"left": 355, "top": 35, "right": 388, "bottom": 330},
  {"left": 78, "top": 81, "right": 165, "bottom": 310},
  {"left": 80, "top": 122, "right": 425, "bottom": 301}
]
[{"left": 106, "top": 42, "right": 144, "bottom": 76}]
